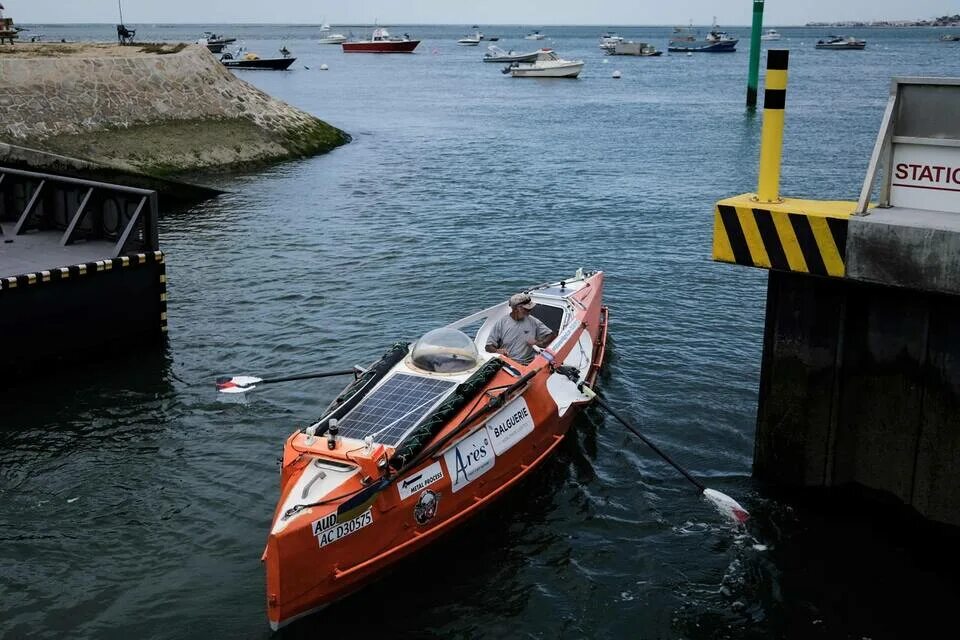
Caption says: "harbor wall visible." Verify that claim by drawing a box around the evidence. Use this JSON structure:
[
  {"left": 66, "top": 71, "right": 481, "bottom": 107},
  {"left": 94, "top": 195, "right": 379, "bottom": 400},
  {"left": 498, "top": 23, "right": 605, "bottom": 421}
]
[
  {"left": 0, "top": 43, "right": 349, "bottom": 174},
  {"left": 0, "top": 252, "right": 167, "bottom": 377},
  {"left": 755, "top": 270, "right": 960, "bottom": 527}
]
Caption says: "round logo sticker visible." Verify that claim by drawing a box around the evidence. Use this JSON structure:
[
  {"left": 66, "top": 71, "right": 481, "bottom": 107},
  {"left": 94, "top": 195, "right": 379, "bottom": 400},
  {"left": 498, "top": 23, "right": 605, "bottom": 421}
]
[{"left": 414, "top": 489, "right": 439, "bottom": 525}]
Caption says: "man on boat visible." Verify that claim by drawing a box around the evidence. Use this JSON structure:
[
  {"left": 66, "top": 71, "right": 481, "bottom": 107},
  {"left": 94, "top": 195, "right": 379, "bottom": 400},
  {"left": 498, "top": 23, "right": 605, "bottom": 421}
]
[{"left": 485, "top": 293, "right": 555, "bottom": 365}]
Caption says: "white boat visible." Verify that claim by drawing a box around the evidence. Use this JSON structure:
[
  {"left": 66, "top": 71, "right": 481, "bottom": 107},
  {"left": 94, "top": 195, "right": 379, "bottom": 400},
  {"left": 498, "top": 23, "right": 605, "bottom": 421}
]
[
  {"left": 457, "top": 31, "right": 482, "bottom": 46},
  {"left": 761, "top": 29, "right": 781, "bottom": 41},
  {"left": 505, "top": 49, "right": 583, "bottom": 78},
  {"left": 318, "top": 23, "right": 347, "bottom": 44},
  {"left": 815, "top": 35, "right": 866, "bottom": 50},
  {"left": 483, "top": 45, "right": 540, "bottom": 63},
  {"left": 599, "top": 32, "right": 624, "bottom": 50},
  {"left": 524, "top": 30, "right": 546, "bottom": 40}
]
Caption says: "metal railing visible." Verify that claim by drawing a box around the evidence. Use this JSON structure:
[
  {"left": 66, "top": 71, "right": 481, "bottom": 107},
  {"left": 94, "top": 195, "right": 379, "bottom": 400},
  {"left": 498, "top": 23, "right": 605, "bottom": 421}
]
[{"left": 0, "top": 166, "right": 159, "bottom": 255}]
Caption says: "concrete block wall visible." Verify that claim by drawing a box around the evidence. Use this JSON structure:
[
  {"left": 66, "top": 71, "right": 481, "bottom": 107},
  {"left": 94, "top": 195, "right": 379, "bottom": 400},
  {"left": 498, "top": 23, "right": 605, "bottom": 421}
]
[
  {"left": 0, "top": 45, "right": 317, "bottom": 142},
  {"left": 756, "top": 270, "right": 960, "bottom": 527}
]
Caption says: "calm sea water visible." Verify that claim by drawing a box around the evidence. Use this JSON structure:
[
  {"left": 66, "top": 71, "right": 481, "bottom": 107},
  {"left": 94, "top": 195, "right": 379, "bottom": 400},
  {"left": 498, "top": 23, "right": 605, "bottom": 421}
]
[{"left": 3, "top": 24, "right": 960, "bottom": 640}]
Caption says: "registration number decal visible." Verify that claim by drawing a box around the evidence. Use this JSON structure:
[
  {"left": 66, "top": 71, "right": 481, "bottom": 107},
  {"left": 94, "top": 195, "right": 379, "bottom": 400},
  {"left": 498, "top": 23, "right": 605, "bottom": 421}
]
[{"left": 315, "top": 508, "right": 374, "bottom": 548}]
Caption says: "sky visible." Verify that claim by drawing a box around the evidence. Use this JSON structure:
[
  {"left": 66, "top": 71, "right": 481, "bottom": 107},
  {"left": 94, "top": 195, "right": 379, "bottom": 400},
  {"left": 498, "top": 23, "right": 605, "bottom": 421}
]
[{"left": 6, "top": 1, "right": 959, "bottom": 26}]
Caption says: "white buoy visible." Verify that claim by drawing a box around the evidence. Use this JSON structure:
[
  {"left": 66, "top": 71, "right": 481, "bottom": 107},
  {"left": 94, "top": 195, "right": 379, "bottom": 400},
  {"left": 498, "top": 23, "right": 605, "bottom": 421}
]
[
  {"left": 319, "top": 63, "right": 329, "bottom": 70},
  {"left": 612, "top": 70, "right": 622, "bottom": 79},
  {"left": 686, "top": 52, "right": 693, "bottom": 57},
  {"left": 602, "top": 58, "right": 609, "bottom": 64}
]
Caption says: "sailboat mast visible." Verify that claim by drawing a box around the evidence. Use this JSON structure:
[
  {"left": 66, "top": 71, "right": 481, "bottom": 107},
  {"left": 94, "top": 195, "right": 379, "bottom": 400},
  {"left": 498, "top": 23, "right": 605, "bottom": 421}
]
[{"left": 118, "top": 0, "right": 124, "bottom": 24}]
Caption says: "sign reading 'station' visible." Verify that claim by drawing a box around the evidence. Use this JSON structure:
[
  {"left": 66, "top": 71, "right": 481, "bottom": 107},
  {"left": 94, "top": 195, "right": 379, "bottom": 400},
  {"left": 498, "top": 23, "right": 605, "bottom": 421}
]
[{"left": 890, "top": 144, "right": 960, "bottom": 213}]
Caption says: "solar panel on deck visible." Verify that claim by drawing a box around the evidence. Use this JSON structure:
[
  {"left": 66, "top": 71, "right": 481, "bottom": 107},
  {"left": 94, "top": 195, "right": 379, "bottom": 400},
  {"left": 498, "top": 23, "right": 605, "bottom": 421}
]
[{"left": 336, "top": 373, "right": 456, "bottom": 445}]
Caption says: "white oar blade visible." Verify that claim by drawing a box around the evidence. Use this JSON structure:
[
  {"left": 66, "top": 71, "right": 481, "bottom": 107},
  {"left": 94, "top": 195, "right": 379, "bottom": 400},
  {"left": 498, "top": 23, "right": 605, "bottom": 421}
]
[
  {"left": 216, "top": 375, "right": 263, "bottom": 393},
  {"left": 703, "top": 488, "right": 750, "bottom": 525}
]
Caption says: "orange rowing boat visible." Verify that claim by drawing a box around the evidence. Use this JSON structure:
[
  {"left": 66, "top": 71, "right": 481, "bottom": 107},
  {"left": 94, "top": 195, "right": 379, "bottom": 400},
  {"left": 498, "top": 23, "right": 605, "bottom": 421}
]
[{"left": 263, "top": 269, "right": 609, "bottom": 629}]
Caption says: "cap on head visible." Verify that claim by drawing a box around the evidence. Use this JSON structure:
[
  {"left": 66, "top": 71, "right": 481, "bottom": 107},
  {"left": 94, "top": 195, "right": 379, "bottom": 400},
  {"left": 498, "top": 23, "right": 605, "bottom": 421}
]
[{"left": 508, "top": 293, "right": 536, "bottom": 310}]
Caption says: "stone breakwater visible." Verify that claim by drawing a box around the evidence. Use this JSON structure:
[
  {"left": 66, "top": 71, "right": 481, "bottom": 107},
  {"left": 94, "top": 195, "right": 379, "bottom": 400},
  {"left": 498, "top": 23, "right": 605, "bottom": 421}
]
[{"left": 0, "top": 43, "right": 349, "bottom": 174}]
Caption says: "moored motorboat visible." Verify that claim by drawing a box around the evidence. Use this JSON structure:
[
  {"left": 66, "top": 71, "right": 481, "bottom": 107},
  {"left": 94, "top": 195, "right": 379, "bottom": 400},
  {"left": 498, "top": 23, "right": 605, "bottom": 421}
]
[
  {"left": 318, "top": 23, "right": 347, "bottom": 44},
  {"left": 939, "top": 33, "right": 960, "bottom": 42},
  {"left": 261, "top": 269, "right": 608, "bottom": 630},
  {"left": 202, "top": 31, "right": 236, "bottom": 45},
  {"left": 505, "top": 48, "right": 584, "bottom": 78},
  {"left": 760, "top": 28, "right": 781, "bottom": 41},
  {"left": 457, "top": 30, "right": 482, "bottom": 46},
  {"left": 815, "top": 35, "right": 866, "bottom": 50},
  {"left": 668, "top": 23, "right": 738, "bottom": 52},
  {"left": 220, "top": 48, "right": 296, "bottom": 70},
  {"left": 342, "top": 27, "right": 420, "bottom": 53},
  {"left": 599, "top": 32, "right": 625, "bottom": 51},
  {"left": 482, "top": 45, "right": 540, "bottom": 63},
  {"left": 524, "top": 30, "right": 546, "bottom": 40}
]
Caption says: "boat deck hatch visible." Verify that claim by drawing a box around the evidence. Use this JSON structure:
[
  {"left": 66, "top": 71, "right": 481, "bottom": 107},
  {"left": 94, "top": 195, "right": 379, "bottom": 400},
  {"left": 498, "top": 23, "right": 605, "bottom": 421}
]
[
  {"left": 336, "top": 373, "right": 456, "bottom": 445},
  {"left": 537, "top": 286, "right": 579, "bottom": 298}
]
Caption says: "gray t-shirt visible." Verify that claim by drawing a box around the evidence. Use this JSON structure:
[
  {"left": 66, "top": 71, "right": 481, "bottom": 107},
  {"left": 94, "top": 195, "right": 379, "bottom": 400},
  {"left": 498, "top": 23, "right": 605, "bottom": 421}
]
[{"left": 487, "top": 314, "right": 552, "bottom": 365}]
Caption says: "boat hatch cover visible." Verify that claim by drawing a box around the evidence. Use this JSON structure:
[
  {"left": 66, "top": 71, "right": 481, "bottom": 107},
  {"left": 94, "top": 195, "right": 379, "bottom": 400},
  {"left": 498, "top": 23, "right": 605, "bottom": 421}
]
[
  {"left": 335, "top": 373, "right": 456, "bottom": 445},
  {"left": 537, "top": 286, "right": 579, "bottom": 297}
]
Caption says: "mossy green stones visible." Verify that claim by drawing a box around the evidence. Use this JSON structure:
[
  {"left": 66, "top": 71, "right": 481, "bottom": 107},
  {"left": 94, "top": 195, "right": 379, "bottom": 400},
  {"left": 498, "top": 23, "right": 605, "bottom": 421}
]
[
  {"left": 280, "top": 118, "right": 352, "bottom": 158},
  {"left": 33, "top": 116, "right": 351, "bottom": 176}
]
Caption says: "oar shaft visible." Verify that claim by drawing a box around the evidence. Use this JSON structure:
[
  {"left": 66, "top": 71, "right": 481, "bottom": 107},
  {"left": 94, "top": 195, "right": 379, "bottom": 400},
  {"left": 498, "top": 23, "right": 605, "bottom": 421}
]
[
  {"left": 593, "top": 394, "right": 706, "bottom": 493},
  {"left": 259, "top": 369, "right": 356, "bottom": 385}
]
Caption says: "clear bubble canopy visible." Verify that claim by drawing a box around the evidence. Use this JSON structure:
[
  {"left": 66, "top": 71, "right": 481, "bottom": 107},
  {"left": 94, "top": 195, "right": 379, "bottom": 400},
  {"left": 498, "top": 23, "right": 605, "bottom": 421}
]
[{"left": 410, "top": 327, "right": 480, "bottom": 373}]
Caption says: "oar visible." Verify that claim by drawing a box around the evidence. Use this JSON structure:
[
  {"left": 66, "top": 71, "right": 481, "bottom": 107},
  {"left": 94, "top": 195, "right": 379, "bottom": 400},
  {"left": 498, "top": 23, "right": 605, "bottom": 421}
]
[
  {"left": 216, "top": 368, "right": 357, "bottom": 393},
  {"left": 579, "top": 384, "right": 750, "bottom": 525}
]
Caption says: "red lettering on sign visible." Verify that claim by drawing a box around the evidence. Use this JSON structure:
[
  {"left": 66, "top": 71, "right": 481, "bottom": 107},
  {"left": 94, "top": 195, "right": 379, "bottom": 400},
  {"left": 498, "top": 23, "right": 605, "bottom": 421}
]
[{"left": 895, "top": 163, "right": 908, "bottom": 180}]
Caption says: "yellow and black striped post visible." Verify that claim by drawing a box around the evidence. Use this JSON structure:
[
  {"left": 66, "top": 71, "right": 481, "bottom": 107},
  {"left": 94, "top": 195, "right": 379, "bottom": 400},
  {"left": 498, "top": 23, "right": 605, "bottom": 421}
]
[{"left": 756, "top": 50, "right": 789, "bottom": 203}]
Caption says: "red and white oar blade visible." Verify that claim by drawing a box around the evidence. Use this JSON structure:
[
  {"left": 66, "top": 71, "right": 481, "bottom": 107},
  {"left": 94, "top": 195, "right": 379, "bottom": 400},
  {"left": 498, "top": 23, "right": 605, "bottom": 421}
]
[
  {"left": 702, "top": 488, "right": 750, "bottom": 525},
  {"left": 216, "top": 375, "right": 263, "bottom": 393}
]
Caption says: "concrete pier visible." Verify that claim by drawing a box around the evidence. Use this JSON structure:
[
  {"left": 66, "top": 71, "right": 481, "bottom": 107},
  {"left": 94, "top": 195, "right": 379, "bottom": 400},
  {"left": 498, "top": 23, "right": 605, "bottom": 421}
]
[
  {"left": 0, "top": 43, "right": 349, "bottom": 175},
  {"left": 715, "top": 76, "right": 960, "bottom": 528},
  {"left": 0, "top": 166, "right": 166, "bottom": 377}
]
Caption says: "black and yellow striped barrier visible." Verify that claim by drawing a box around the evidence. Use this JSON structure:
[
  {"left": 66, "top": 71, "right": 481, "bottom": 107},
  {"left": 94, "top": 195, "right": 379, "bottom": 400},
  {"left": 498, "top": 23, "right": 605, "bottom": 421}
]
[
  {"left": 713, "top": 49, "right": 866, "bottom": 278},
  {"left": 713, "top": 195, "right": 856, "bottom": 278}
]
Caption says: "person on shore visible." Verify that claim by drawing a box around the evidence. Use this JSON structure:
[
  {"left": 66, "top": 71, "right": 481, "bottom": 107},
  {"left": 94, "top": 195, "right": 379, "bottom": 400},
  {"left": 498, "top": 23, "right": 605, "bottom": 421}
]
[{"left": 485, "top": 293, "right": 555, "bottom": 365}]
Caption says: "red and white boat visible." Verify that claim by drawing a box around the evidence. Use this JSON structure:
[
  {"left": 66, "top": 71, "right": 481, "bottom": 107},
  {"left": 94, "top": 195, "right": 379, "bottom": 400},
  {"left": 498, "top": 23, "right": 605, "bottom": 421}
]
[
  {"left": 341, "top": 27, "right": 420, "bottom": 53},
  {"left": 262, "top": 268, "right": 609, "bottom": 629}
]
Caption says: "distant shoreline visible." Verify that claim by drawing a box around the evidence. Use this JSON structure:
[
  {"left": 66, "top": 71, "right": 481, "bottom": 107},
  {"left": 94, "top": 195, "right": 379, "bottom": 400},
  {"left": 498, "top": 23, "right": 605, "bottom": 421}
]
[
  {"left": 807, "top": 14, "right": 960, "bottom": 28},
  {"left": 7, "top": 21, "right": 960, "bottom": 29}
]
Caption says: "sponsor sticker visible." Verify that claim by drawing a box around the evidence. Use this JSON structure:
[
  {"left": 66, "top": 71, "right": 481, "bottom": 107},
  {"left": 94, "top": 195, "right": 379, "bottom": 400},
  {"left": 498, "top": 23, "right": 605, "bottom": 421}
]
[
  {"left": 485, "top": 396, "right": 535, "bottom": 455},
  {"left": 315, "top": 508, "right": 374, "bottom": 548},
  {"left": 396, "top": 461, "right": 445, "bottom": 501},
  {"left": 413, "top": 490, "right": 440, "bottom": 525},
  {"left": 443, "top": 427, "right": 496, "bottom": 493}
]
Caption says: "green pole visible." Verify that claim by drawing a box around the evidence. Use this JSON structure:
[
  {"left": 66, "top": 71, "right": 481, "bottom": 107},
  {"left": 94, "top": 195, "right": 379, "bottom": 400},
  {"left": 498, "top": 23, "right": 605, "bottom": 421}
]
[{"left": 746, "top": 0, "right": 765, "bottom": 109}]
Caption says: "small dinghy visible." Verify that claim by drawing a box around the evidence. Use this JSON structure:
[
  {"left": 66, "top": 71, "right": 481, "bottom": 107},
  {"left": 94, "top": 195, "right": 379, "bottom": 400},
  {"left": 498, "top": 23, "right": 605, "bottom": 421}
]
[{"left": 260, "top": 269, "right": 608, "bottom": 629}]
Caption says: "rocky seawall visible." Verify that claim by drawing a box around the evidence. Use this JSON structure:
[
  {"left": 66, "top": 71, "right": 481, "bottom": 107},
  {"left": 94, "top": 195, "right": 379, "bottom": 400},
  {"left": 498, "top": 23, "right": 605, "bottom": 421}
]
[{"left": 0, "top": 43, "right": 350, "bottom": 175}]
